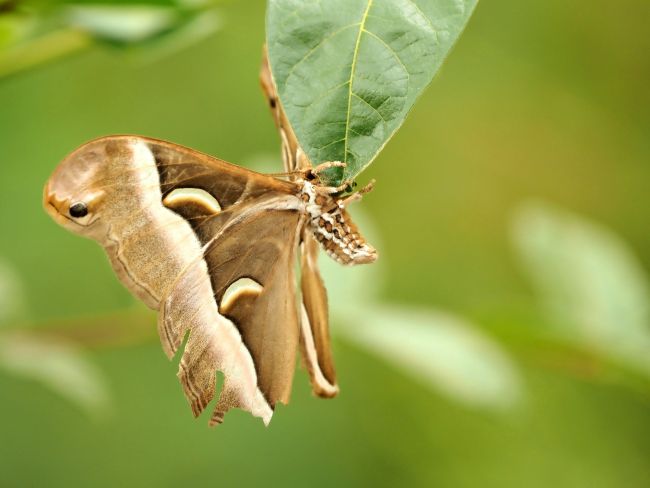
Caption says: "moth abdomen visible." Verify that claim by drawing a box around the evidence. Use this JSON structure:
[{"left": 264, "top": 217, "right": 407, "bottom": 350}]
[{"left": 302, "top": 192, "right": 377, "bottom": 265}]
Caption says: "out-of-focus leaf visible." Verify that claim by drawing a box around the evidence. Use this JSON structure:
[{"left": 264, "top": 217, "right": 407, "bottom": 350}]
[
  {"left": 0, "top": 13, "right": 34, "bottom": 48},
  {"left": 0, "top": 27, "right": 92, "bottom": 78},
  {"left": 512, "top": 201, "right": 650, "bottom": 373},
  {"left": 124, "top": 9, "right": 221, "bottom": 62},
  {"left": 63, "top": 4, "right": 179, "bottom": 43},
  {"left": 0, "top": 258, "right": 27, "bottom": 327},
  {"left": 267, "top": 0, "right": 479, "bottom": 186},
  {"left": 0, "top": 331, "right": 111, "bottom": 418},
  {"left": 0, "top": 3, "right": 221, "bottom": 78},
  {"left": 337, "top": 305, "right": 522, "bottom": 409}
]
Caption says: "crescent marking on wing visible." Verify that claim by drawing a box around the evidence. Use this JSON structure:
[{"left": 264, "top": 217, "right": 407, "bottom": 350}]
[
  {"left": 220, "top": 277, "right": 264, "bottom": 313},
  {"left": 163, "top": 187, "right": 222, "bottom": 214}
]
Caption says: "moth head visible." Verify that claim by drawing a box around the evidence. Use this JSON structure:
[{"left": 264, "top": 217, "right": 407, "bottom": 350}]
[
  {"left": 43, "top": 137, "right": 129, "bottom": 237},
  {"left": 45, "top": 136, "right": 160, "bottom": 239}
]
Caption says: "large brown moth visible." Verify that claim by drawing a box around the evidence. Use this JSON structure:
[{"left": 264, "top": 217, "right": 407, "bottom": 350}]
[{"left": 42, "top": 54, "right": 376, "bottom": 425}]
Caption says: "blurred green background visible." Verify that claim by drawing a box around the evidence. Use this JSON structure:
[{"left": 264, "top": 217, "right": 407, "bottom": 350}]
[{"left": 1, "top": 0, "right": 649, "bottom": 486}]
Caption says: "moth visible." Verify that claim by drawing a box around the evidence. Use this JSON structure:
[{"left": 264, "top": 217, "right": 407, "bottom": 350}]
[{"left": 42, "top": 55, "right": 377, "bottom": 426}]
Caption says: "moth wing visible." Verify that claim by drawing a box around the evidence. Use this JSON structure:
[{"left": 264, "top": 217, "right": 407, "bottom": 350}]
[
  {"left": 152, "top": 142, "right": 304, "bottom": 424},
  {"left": 299, "top": 232, "right": 338, "bottom": 397},
  {"left": 260, "top": 49, "right": 310, "bottom": 174}
]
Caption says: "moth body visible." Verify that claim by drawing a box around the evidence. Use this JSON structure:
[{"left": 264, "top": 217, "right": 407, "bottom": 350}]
[{"left": 299, "top": 181, "right": 377, "bottom": 265}]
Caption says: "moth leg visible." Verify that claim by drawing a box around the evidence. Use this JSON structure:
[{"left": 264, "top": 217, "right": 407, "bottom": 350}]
[
  {"left": 338, "top": 193, "right": 361, "bottom": 207},
  {"left": 358, "top": 179, "right": 376, "bottom": 194},
  {"left": 300, "top": 161, "right": 347, "bottom": 183},
  {"left": 327, "top": 179, "right": 374, "bottom": 210},
  {"left": 336, "top": 179, "right": 375, "bottom": 207},
  {"left": 319, "top": 180, "right": 353, "bottom": 194},
  {"left": 311, "top": 160, "right": 346, "bottom": 176}
]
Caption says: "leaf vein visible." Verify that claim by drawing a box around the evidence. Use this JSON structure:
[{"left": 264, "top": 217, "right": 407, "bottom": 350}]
[
  {"left": 362, "top": 28, "right": 410, "bottom": 79},
  {"left": 285, "top": 23, "right": 361, "bottom": 85},
  {"left": 403, "top": 0, "right": 439, "bottom": 41},
  {"left": 352, "top": 92, "right": 388, "bottom": 123},
  {"left": 315, "top": 138, "right": 346, "bottom": 150},
  {"left": 300, "top": 81, "right": 349, "bottom": 113}
]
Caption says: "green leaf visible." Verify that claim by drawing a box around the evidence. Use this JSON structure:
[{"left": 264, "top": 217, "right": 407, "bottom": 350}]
[
  {"left": 512, "top": 201, "right": 650, "bottom": 375},
  {"left": 267, "top": 0, "right": 478, "bottom": 185}
]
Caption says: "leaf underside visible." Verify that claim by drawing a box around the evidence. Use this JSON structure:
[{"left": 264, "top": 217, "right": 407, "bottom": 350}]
[{"left": 267, "top": 0, "right": 478, "bottom": 186}]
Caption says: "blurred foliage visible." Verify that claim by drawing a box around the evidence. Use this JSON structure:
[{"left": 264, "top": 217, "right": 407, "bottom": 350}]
[
  {"left": 0, "top": 258, "right": 110, "bottom": 416},
  {"left": 513, "top": 202, "right": 650, "bottom": 378},
  {"left": 0, "top": 0, "right": 649, "bottom": 487},
  {"left": 0, "top": 0, "right": 222, "bottom": 77},
  {"left": 0, "top": 330, "right": 111, "bottom": 417}
]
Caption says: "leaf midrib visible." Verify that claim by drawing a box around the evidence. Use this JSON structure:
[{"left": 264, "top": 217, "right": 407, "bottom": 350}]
[{"left": 343, "top": 0, "right": 374, "bottom": 167}]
